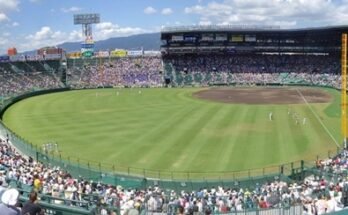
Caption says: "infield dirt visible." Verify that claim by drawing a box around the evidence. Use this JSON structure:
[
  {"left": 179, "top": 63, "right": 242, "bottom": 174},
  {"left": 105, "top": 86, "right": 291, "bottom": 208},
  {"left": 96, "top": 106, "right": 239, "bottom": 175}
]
[{"left": 193, "top": 87, "right": 332, "bottom": 104}]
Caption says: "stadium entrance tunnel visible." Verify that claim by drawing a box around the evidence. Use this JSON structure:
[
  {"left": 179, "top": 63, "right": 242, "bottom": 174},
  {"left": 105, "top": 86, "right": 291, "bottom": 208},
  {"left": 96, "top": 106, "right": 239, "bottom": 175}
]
[{"left": 193, "top": 87, "right": 333, "bottom": 105}]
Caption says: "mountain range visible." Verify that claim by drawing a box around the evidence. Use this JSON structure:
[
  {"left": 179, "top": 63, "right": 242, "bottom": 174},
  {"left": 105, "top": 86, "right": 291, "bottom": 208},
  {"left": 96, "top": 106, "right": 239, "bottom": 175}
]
[{"left": 56, "top": 32, "right": 161, "bottom": 53}]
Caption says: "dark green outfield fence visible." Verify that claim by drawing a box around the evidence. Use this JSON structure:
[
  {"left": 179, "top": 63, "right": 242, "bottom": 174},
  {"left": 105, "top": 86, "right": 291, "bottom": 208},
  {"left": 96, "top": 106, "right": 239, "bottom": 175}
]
[{"left": 0, "top": 86, "right": 347, "bottom": 214}]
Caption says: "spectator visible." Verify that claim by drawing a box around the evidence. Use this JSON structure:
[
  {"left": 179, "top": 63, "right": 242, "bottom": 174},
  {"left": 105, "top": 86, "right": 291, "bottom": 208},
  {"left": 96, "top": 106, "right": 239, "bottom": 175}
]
[
  {"left": 0, "top": 188, "right": 21, "bottom": 215},
  {"left": 21, "top": 191, "right": 44, "bottom": 215}
]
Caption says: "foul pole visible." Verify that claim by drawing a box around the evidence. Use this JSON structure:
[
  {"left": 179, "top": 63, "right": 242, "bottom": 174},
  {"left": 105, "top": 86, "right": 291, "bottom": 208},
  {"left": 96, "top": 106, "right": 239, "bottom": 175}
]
[{"left": 342, "top": 33, "right": 347, "bottom": 148}]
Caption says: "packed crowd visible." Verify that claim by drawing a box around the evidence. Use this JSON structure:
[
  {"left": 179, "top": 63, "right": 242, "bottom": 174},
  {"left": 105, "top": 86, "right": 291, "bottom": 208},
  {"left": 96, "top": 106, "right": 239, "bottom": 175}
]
[
  {"left": 165, "top": 55, "right": 340, "bottom": 74},
  {"left": 0, "top": 54, "right": 343, "bottom": 98},
  {"left": 0, "top": 132, "right": 348, "bottom": 215},
  {"left": 164, "top": 54, "right": 341, "bottom": 88},
  {"left": 171, "top": 71, "right": 341, "bottom": 88},
  {"left": 0, "top": 71, "right": 62, "bottom": 98},
  {"left": 68, "top": 57, "right": 163, "bottom": 88}
]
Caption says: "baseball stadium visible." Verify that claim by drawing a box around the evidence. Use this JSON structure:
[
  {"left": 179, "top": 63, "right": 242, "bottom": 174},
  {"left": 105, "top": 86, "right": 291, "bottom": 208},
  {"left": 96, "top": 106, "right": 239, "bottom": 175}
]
[{"left": 2, "top": 20, "right": 348, "bottom": 214}]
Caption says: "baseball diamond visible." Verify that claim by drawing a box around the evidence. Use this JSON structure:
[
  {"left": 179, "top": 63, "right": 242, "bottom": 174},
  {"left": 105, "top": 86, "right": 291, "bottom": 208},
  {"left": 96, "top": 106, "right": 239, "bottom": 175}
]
[{"left": 2, "top": 87, "right": 340, "bottom": 174}]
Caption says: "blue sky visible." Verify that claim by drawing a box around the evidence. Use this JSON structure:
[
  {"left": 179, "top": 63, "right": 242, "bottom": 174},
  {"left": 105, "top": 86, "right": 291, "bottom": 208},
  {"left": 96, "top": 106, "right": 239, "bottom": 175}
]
[{"left": 0, "top": 0, "right": 348, "bottom": 53}]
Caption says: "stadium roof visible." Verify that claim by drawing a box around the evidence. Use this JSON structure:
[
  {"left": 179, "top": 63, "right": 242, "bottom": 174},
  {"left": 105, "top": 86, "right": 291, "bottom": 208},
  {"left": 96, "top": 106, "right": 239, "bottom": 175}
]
[{"left": 161, "top": 25, "right": 348, "bottom": 33}]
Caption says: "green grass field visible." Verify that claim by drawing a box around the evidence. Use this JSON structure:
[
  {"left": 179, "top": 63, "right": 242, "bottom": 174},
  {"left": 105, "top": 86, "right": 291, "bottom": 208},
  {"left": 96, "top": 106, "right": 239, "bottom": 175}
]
[{"left": 2, "top": 87, "right": 342, "bottom": 174}]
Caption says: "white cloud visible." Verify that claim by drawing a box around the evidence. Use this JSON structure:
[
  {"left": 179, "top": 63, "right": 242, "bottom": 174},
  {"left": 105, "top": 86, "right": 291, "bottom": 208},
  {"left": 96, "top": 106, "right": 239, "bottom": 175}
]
[
  {"left": 0, "top": 0, "right": 19, "bottom": 24},
  {"left": 17, "top": 22, "right": 145, "bottom": 52},
  {"left": 12, "top": 21, "right": 18, "bottom": 27},
  {"left": 26, "top": 26, "right": 53, "bottom": 41},
  {"left": 68, "top": 30, "right": 83, "bottom": 41},
  {"left": 144, "top": 6, "right": 157, "bottom": 14},
  {"left": 61, "top": 6, "right": 82, "bottom": 13},
  {"left": 161, "top": 8, "right": 173, "bottom": 15},
  {"left": 0, "top": 0, "right": 19, "bottom": 12},
  {"left": 0, "top": 37, "right": 9, "bottom": 46},
  {"left": 23, "top": 26, "right": 68, "bottom": 51},
  {"left": 184, "top": 0, "right": 348, "bottom": 27},
  {"left": 95, "top": 22, "right": 145, "bottom": 40},
  {"left": 199, "top": 20, "right": 212, "bottom": 25},
  {"left": 0, "top": 13, "right": 8, "bottom": 22}
]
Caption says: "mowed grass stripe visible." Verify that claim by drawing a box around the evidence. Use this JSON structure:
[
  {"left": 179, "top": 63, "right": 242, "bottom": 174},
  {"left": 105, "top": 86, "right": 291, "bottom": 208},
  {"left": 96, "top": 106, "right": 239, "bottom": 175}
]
[
  {"left": 207, "top": 105, "right": 243, "bottom": 172},
  {"left": 162, "top": 105, "right": 228, "bottom": 171},
  {"left": 141, "top": 104, "right": 222, "bottom": 171},
  {"left": 209, "top": 105, "right": 243, "bottom": 172},
  {"left": 219, "top": 106, "right": 254, "bottom": 170},
  {"left": 49, "top": 91, "right": 184, "bottom": 157},
  {"left": 240, "top": 107, "right": 274, "bottom": 170},
  {"left": 281, "top": 107, "right": 299, "bottom": 162},
  {"left": 110, "top": 104, "right": 199, "bottom": 164},
  {"left": 273, "top": 107, "right": 288, "bottom": 164},
  {"left": 300, "top": 105, "right": 339, "bottom": 158},
  {"left": 102, "top": 109, "right": 198, "bottom": 160},
  {"left": 289, "top": 106, "right": 312, "bottom": 159},
  {"left": 115, "top": 106, "right": 199, "bottom": 166},
  {"left": 266, "top": 106, "right": 282, "bottom": 166}
]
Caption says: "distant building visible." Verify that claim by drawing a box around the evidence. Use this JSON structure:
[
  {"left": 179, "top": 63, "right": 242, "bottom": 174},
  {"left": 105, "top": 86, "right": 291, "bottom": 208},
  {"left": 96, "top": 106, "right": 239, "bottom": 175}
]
[
  {"left": 37, "top": 47, "right": 64, "bottom": 56},
  {"left": 7, "top": 47, "right": 17, "bottom": 56}
]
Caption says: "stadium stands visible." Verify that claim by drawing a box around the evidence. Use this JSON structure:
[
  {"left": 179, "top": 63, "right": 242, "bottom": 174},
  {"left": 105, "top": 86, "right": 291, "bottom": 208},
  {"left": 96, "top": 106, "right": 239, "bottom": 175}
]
[
  {"left": 65, "top": 54, "right": 342, "bottom": 90},
  {"left": 0, "top": 54, "right": 342, "bottom": 99},
  {"left": 0, "top": 53, "right": 347, "bottom": 214},
  {"left": 67, "top": 57, "right": 163, "bottom": 88},
  {"left": 163, "top": 54, "right": 340, "bottom": 88},
  {"left": 0, "top": 60, "right": 62, "bottom": 99}
]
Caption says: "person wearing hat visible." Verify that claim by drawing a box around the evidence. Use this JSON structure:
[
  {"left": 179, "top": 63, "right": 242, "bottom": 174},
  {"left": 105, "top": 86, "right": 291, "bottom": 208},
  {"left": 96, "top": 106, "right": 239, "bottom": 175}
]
[
  {"left": 0, "top": 188, "right": 21, "bottom": 215},
  {"left": 21, "top": 191, "right": 44, "bottom": 215}
]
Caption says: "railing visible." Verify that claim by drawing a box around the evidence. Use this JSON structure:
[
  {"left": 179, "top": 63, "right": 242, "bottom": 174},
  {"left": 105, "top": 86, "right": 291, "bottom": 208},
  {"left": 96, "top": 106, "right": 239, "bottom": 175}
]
[
  {"left": 9, "top": 180, "right": 348, "bottom": 215},
  {"left": 15, "top": 184, "right": 307, "bottom": 215},
  {"left": 17, "top": 188, "right": 93, "bottom": 215}
]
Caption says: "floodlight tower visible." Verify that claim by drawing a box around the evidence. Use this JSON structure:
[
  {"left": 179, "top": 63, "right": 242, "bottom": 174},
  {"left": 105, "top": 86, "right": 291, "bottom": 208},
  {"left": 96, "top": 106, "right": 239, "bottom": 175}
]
[{"left": 73, "top": 14, "right": 100, "bottom": 57}]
